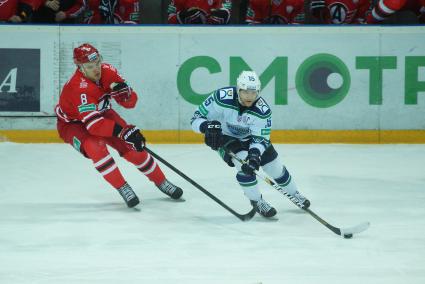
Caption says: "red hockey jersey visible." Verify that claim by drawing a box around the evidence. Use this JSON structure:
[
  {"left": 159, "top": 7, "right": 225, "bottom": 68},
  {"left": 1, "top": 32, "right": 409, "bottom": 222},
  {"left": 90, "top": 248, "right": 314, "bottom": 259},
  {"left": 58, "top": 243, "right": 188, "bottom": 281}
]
[
  {"left": 56, "top": 63, "right": 137, "bottom": 137},
  {"left": 64, "top": 0, "right": 103, "bottom": 24},
  {"left": 246, "top": 0, "right": 305, "bottom": 24},
  {"left": 168, "top": 0, "right": 231, "bottom": 24},
  {"left": 114, "top": 0, "right": 140, "bottom": 23},
  {"left": 317, "top": 0, "right": 371, "bottom": 24}
]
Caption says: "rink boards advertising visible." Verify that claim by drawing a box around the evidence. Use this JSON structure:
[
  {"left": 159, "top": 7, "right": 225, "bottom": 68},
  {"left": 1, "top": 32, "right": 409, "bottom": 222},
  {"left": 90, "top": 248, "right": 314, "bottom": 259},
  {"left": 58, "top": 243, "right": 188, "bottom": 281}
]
[
  {"left": 0, "top": 48, "right": 40, "bottom": 112},
  {"left": 0, "top": 25, "right": 424, "bottom": 143}
]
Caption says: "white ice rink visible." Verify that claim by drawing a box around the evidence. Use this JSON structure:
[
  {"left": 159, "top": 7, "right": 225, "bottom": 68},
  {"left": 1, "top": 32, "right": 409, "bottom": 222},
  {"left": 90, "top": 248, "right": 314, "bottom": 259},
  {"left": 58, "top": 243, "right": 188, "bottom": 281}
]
[{"left": 1, "top": 143, "right": 424, "bottom": 284}]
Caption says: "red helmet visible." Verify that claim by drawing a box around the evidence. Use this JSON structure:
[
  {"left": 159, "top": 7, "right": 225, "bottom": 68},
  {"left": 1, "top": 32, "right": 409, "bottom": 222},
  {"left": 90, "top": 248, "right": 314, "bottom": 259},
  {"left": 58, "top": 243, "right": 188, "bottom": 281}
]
[{"left": 73, "top": 43, "right": 100, "bottom": 65}]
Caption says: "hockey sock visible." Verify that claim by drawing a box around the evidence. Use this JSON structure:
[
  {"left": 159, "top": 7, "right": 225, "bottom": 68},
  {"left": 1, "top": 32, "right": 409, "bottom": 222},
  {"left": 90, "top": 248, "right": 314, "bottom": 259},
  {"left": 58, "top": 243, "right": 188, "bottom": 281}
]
[
  {"left": 123, "top": 150, "right": 165, "bottom": 186},
  {"left": 84, "top": 137, "right": 126, "bottom": 189},
  {"left": 236, "top": 171, "right": 261, "bottom": 201},
  {"left": 262, "top": 159, "right": 299, "bottom": 195},
  {"left": 273, "top": 168, "right": 298, "bottom": 196}
]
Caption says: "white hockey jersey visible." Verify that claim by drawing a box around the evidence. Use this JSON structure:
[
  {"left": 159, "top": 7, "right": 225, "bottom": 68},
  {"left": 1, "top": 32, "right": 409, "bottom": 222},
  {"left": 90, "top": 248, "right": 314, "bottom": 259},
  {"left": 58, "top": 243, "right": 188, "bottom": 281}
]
[{"left": 191, "top": 86, "right": 272, "bottom": 154}]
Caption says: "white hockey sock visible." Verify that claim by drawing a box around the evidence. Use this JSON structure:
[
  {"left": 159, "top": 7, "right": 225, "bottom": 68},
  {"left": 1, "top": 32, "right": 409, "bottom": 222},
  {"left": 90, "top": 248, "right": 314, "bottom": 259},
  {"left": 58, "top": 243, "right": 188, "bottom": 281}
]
[
  {"left": 236, "top": 171, "right": 261, "bottom": 201},
  {"left": 262, "top": 159, "right": 299, "bottom": 196},
  {"left": 243, "top": 186, "right": 262, "bottom": 202}
]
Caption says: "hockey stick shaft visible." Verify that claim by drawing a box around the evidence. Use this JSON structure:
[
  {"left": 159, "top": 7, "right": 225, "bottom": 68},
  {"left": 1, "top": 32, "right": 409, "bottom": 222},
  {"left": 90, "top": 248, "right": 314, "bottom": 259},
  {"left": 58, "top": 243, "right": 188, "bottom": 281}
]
[
  {"left": 144, "top": 147, "right": 256, "bottom": 221},
  {"left": 226, "top": 150, "right": 369, "bottom": 237}
]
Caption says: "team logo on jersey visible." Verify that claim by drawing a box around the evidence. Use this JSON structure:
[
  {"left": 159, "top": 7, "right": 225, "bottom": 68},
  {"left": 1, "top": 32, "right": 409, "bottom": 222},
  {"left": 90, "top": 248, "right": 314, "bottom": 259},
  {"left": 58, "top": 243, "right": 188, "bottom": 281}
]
[
  {"left": 226, "top": 123, "right": 250, "bottom": 136},
  {"left": 255, "top": 98, "right": 269, "bottom": 114},
  {"left": 208, "top": 0, "right": 213, "bottom": 5},
  {"left": 79, "top": 80, "right": 88, "bottom": 88},
  {"left": 237, "top": 115, "right": 250, "bottom": 124},
  {"left": 219, "top": 88, "right": 234, "bottom": 100},
  {"left": 272, "top": 0, "right": 282, "bottom": 5},
  {"left": 329, "top": 2, "right": 349, "bottom": 24}
]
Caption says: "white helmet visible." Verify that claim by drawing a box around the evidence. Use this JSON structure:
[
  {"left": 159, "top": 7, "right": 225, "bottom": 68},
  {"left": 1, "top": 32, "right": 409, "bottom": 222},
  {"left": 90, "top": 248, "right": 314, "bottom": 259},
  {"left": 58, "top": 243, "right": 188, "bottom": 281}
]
[{"left": 237, "top": 71, "right": 261, "bottom": 97}]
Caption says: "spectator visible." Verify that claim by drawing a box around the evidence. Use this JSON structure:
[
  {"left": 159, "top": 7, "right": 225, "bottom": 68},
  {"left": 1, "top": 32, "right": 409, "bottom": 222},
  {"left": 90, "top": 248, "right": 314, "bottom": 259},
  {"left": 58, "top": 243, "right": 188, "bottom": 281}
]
[
  {"left": 111, "top": 0, "right": 140, "bottom": 24},
  {"left": 309, "top": 0, "right": 371, "bottom": 24},
  {"left": 32, "top": 0, "right": 77, "bottom": 23},
  {"left": 245, "top": 0, "right": 305, "bottom": 24},
  {"left": 55, "top": 0, "right": 140, "bottom": 24},
  {"left": 54, "top": 0, "right": 85, "bottom": 23},
  {"left": 168, "top": 0, "right": 232, "bottom": 24},
  {"left": 0, "top": 0, "right": 43, "bottom": 22}
]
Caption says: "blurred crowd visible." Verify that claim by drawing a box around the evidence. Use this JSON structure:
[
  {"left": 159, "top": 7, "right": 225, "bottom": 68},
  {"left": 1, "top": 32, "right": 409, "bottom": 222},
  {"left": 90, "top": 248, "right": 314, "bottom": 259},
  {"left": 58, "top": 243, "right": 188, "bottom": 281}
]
[{"left": 1, "top": 0, "right": 424, "bottom": 25}]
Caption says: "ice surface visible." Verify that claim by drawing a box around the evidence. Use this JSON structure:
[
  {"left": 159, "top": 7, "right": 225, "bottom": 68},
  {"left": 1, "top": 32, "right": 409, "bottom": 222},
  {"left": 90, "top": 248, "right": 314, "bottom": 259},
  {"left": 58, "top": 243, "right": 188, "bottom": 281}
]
[{"left": 0, "top": 143, "right": 424, "bottom": 284}]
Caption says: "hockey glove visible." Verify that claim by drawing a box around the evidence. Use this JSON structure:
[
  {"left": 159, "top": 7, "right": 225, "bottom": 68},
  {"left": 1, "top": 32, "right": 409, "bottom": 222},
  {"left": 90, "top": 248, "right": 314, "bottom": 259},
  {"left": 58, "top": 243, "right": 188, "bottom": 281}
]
[
  {"left": 200, "top": 120, "right": 223, "bottom": 150},
  {"left": 177, "top": 8, "right": 207, "bottom": 24},
  {"left": 310, "top": 0, "right": 326, "bottom": 18},
  {"left": 263, "top": 15, "right": 287, "bottom": 24},
  {"left": 110, "top": 82, "right": 132, "bottom": 102},
  {"left": 115, "top": 124, "right": 146, "bottom": 152},
  {"left": 207, "top": 9, "right": 230, "bottom": 25},
  {"left": 222, "top": 152, "right": 235, "bottom": 167},
  {"left": 241, "top": 148, "right": 261, "bottom": 176}
]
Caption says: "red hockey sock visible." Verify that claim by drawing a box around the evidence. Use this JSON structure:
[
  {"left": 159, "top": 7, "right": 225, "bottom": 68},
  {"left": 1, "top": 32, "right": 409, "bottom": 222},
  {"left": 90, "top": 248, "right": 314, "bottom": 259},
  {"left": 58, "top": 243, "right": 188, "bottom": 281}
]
[
  {"left": 123, "top": 150, "right": 165, "bottom": 186},
  {"left": 83, "top": 137, "right": 126, "bottom": 189}
]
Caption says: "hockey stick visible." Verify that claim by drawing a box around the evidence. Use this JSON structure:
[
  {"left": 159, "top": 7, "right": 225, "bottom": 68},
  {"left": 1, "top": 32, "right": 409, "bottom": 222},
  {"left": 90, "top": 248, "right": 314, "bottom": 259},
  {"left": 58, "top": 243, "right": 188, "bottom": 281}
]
[
  {"left": 144, "top": 147, "right": 256, "bottom": 221},
  {"left": 226, "top": 150, "right": 370, "bottom": 238}
]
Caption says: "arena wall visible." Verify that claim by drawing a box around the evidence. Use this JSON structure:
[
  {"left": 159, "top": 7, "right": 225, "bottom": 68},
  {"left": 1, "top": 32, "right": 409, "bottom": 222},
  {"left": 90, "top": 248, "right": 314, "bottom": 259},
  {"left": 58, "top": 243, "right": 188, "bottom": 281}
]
[{"left": 1, "top": 25, "right": 424, "bottom": 143}]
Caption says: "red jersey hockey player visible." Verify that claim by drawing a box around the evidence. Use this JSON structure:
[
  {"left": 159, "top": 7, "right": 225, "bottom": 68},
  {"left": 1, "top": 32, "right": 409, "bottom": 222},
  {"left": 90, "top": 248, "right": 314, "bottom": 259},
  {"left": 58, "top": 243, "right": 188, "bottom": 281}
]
[
  {"left": 168, "top": 0, "right": 232, "bottom": 24},
  {"left": 309, "top": 0, "right": 371, "bottom": 24},
  {"left": 55, "top": 43, "right": 183, "bottom": 208},
  {"left": 245, "top": 0, "right": 305, "bottom": 25},
  {"left": 56, "top": 0, "right": 139, "bottom": 24},
  {"left": 366, "top": 0, "right": 425, "bottom": 23}
]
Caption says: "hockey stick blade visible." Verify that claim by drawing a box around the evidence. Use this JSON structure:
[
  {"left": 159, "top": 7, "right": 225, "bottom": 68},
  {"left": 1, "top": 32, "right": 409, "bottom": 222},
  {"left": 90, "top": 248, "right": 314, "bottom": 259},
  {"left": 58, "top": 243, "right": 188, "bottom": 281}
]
[
  {"left": 144, "top": 147, "right": 256, "bottom": 221},
  {"left": 339, "top": 222, "right": 370, "bottom": 238},
  {"left": 305, "top": 208, "right": 370, "bottom": 238},
  {"left": 238, "top": 207, "right": 257, "bottom": 221}
]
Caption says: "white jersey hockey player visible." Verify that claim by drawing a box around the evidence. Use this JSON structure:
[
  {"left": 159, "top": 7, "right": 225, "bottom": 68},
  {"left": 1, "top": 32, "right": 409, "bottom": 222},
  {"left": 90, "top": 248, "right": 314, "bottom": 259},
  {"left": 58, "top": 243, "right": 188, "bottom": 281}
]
[{"left": 191, "top": 71, "right": 310, "bottom": 218}]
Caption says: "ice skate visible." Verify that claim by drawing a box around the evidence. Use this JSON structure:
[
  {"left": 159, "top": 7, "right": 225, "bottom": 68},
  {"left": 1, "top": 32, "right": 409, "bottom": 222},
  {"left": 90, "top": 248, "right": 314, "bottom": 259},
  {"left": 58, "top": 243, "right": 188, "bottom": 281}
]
[
  {"left": 250, "top": 197, "right": 277, "bottom": 218},
  {"left": 118, "top": 183, "right": 140, "bottom": 208},
  {"left": 288, "top": 191, "right": 310, "bottom": 209},
  {"left": 157, "top": 179, "right": 183, "bottom": 199}
]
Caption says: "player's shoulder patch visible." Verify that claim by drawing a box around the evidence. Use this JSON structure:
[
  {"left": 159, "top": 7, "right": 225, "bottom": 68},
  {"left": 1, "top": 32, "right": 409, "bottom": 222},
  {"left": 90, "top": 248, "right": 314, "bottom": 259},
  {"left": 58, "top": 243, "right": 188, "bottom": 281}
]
[
  {"left": 213, "top": 86, "right": 237, "bottom": 108},
  {"left": 255, "top": 98, "right": 271, "bottom": 114},
  {"left": 247, "top": 97, "right": 271, "bottom": 118}
]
